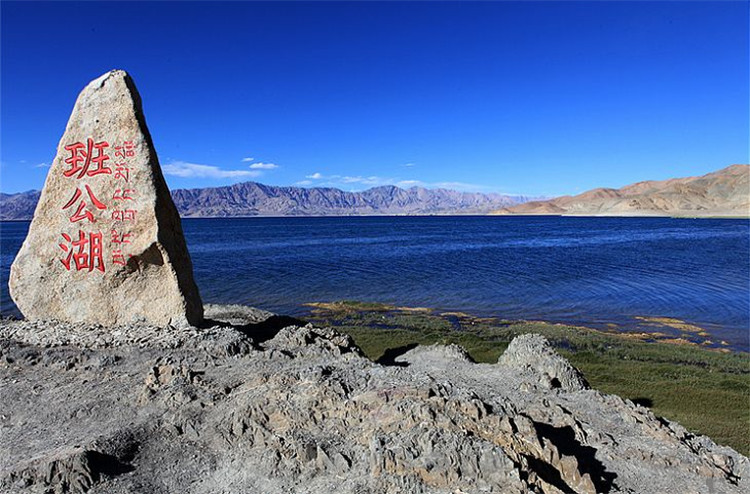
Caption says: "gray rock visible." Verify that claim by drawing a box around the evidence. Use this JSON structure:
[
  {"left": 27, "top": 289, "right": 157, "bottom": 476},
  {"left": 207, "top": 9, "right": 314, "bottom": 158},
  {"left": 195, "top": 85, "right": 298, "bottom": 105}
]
[
  {"left": 498, "top": 333, "right": 589, "bottom": 391},
  {"left": 1, "top": 308, "right": 747, "bottom": 494},
  {"left": 9, "top": 70, "right": 203, "bottom": 327},
  {"left": 5, "top": 447, "right": 97, "bottom": 494}
]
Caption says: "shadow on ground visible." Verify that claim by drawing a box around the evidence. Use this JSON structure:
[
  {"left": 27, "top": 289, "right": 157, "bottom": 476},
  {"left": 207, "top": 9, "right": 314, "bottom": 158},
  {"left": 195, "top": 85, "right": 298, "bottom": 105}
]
[
  {"left": 202, "top": 315, "right": 308, "bottom": 344},
  {"left": 532, "top": 422, "right": 618, "bottom": 493},
  {"left": 376, "top": 343, "right": 419, "bottom": 367},
  {"left": 631, "top": 397, "right": 653, "bottom": 408}
]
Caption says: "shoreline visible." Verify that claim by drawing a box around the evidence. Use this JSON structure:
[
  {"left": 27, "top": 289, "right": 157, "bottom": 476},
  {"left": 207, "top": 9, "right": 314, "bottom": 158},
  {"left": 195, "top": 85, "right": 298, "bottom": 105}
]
[
  {"left": 0, "top": 301, "right": 748, "bottom": 456},
  {"left": 1, "top": 299, "right": 746, "bottom": 352},
  {"left": 3, "top": 213, "right": 750, "bottom": 221},
  {"left": 301, "top": 300, "right": 750, "bottom": 455},
  {"left": 302, "top": 301, "right": 746, "bottom": 353}
]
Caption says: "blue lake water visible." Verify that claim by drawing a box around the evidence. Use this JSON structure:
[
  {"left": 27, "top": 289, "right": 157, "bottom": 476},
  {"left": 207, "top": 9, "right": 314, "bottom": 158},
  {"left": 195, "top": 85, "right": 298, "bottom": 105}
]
[{"left": 1, "top": 216, "right": 749, "bottom": 350}]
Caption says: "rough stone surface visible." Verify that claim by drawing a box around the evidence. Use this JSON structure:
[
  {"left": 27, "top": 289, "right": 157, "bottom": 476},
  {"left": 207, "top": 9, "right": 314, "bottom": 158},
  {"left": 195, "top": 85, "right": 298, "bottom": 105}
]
[
  {"left": 9, "top": 70, "right": 202, "bottom": 327},
  {"left": 0, "top": 306, "right": 747, "bottom": 494},
  {"left": 498, "top": 333, "right": 590, "bottom": 391}
]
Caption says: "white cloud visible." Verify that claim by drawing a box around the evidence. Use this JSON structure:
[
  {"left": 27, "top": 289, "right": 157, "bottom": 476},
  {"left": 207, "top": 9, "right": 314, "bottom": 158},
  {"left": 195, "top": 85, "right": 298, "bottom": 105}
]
[
  {"left": 163, "top": 161, "right": 261, "bottom": 179},
  {"left": 432, "top": 181, "right": 490, "bottom": 192},
  {"left": 340, "top": 176, "right": 394, "bottom": 186},
  {"left": 304, "top": 174, "right": 402, "bottom": 189},
  {"left": 241, "top": 157, "right": 255, "bottom": 162},
  {"left": 397, "top": 180, "right": 423, "bottom": 187},
  {"left": 295, "top": 170, "right": 501, "bottom": 193},
  {"left": 402, "top": 163, "right": 416, "bottom": 167},
  {"left": 34, "top": 162, "right": 50, "bottom": 168},
  {"left": 249, "top": 162, "right": 279, "bottom": 170}
]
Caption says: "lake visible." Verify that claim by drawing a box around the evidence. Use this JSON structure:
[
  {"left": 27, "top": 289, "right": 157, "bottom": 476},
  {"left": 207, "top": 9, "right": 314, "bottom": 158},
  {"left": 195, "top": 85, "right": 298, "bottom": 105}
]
[{"left": 1, "top": 216, "right": 748, "bottom": 350}]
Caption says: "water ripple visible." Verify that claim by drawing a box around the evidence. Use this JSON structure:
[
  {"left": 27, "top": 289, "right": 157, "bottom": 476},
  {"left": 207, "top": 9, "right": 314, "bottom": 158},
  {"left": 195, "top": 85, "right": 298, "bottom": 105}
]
[{"left": 2, "top": 216, "right": 748, "bottom": 350}]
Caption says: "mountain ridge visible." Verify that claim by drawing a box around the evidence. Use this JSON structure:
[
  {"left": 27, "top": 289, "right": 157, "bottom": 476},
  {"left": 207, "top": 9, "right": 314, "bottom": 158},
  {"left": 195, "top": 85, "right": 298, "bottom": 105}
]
[
  {"left": 171, "top": 182, "right": 534, "bottom": 217},
  {"left": 0, "top": 182, "right": 534, "bottom": 220},
  {"left": 493, "top": 164, "right": 749, "bottom": 217},
  {"left": 2, "top": 165, "right": 747, "bottom": 220}
]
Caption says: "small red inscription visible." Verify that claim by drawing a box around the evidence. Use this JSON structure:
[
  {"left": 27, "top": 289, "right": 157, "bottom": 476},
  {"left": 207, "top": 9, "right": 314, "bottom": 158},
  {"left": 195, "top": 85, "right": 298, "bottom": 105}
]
[
  {"left": 114, "top": 141, "right": 135, "bottom": 158},
  {"left": 111, "top": 209, "right": 137, "bottom": 222},
  {"left": 113, "top": 188, "right": 135, "bottom": 201},
  {"left": 111, "top": 228, "right": 133, "bottom": 266},
  {"left": 63, "top": 138, "right": 112, "bottom": 179},
  {"left": 114, "top": 166, "right": 130, "bottom": 182},
  {"left": 112, "top": 249, "right": 127, "bottom": 266},
  {"left": 110, "top": 229, "right": 132, "bottom": 245}
]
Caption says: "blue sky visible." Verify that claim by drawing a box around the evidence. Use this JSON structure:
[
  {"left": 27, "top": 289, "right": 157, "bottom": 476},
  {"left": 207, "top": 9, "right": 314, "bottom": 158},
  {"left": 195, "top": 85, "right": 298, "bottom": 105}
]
[{"left": 1, "top": 1, "right": 748, "bottom": 196}]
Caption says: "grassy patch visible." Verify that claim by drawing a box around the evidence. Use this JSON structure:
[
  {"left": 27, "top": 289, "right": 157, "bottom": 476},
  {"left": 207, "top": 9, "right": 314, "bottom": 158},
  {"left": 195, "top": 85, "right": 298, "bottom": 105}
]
[
  {"left": 306, "top": 301, "right": 750, "bottom": 456},
  {"left": 305, "top": 300, "right": 395, "bottom": 312}
]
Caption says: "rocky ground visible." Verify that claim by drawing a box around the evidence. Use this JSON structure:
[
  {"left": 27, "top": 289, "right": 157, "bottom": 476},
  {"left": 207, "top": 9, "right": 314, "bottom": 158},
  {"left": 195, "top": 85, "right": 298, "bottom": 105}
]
[{"left": 0, "top": 304, "right": 747, "bottom": 494}]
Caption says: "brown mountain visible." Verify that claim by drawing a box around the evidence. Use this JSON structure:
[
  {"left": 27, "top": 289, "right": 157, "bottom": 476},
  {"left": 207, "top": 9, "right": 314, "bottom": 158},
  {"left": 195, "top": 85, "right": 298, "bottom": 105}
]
[{"left": 494, "top": 164, "right": 750, "bottom": 217}]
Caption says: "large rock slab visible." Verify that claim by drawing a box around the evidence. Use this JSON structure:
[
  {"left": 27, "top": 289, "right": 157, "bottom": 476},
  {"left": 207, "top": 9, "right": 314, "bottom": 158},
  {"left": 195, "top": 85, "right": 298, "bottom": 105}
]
[{"left": 9, "top": 70, "right": 203, "bottom": 327}]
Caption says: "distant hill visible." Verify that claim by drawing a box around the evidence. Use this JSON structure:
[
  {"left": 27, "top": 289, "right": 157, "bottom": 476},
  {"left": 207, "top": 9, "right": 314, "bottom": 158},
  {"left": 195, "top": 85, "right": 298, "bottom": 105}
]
[
  {"left": 0, "top": 191, "right": 41, "bottom": 221},
  {"left": 170, "top": 182, "right": 532, "bottom": 217},
  {"left": 0, "top": 182, "right": 532, "bottom": 220},
  {"left": 493, "top": 165, "right": 750, "bottom": 217}
]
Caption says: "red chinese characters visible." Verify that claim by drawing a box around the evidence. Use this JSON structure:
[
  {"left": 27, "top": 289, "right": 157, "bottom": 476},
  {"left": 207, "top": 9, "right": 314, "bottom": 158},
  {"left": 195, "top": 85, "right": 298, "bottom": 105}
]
[
  {"left": 58, "top": 136, "right": 112, "bottom": 273},
  {"left": 63, "top": 138, "right": 112, "bottom": 179},
  {"left": 59, "top": 230, "right": 105, "bottom": 272},
  {"left": 57, "top": 136, "right": 139, "bottom": 273},
  {"left": 63, "top": 184, "right": 106, "bottom": 223}
]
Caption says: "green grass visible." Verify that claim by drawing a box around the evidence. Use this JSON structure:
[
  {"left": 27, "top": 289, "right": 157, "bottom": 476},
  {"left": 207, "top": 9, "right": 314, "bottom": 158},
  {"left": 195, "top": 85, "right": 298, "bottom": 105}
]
[{"left": 306, "top": 301, "right": 750, "bottom": 456}]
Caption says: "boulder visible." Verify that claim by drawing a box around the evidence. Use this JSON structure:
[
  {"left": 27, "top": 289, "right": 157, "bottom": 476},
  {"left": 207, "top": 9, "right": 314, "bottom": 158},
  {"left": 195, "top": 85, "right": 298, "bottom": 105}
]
[
  {"left": 9, "top": 70, "right": 203, "bottom": 327},
  {"left": 498, "top": 333, "right": 589, "bottom": 391}
]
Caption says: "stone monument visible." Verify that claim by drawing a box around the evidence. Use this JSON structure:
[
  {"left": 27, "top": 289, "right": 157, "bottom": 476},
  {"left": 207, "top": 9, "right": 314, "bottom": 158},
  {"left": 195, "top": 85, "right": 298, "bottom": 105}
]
[{"left": 9, "top": 70, "right": 203, "bottom": 327}]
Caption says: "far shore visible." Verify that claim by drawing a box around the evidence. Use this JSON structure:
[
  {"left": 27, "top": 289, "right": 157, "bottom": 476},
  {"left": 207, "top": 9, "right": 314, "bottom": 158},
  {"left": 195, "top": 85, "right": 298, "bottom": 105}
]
[
  {"left": 2, "top": 212, "right": 749, "bottom": 221},
  {"left": 491, "top": 212, "right": 750, "bottom": 219}
]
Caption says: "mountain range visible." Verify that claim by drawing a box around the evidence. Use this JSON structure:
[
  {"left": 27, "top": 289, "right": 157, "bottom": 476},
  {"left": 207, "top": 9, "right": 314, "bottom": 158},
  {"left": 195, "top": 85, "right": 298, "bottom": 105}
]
[
  {"left": 493, "top": 164, "right": 749, "bottom": 217},
  {"left": 2, "top": 165, "right": 747, "bottom": 220},
  {"left": 171, "top": 182, "right": 533, "bottom": 217},
  {"left": 0, "top": 191, "right": 41, "bottom": 221},
  {"left": 0, "top": 183, "right": 532, "bottom": 220}
]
